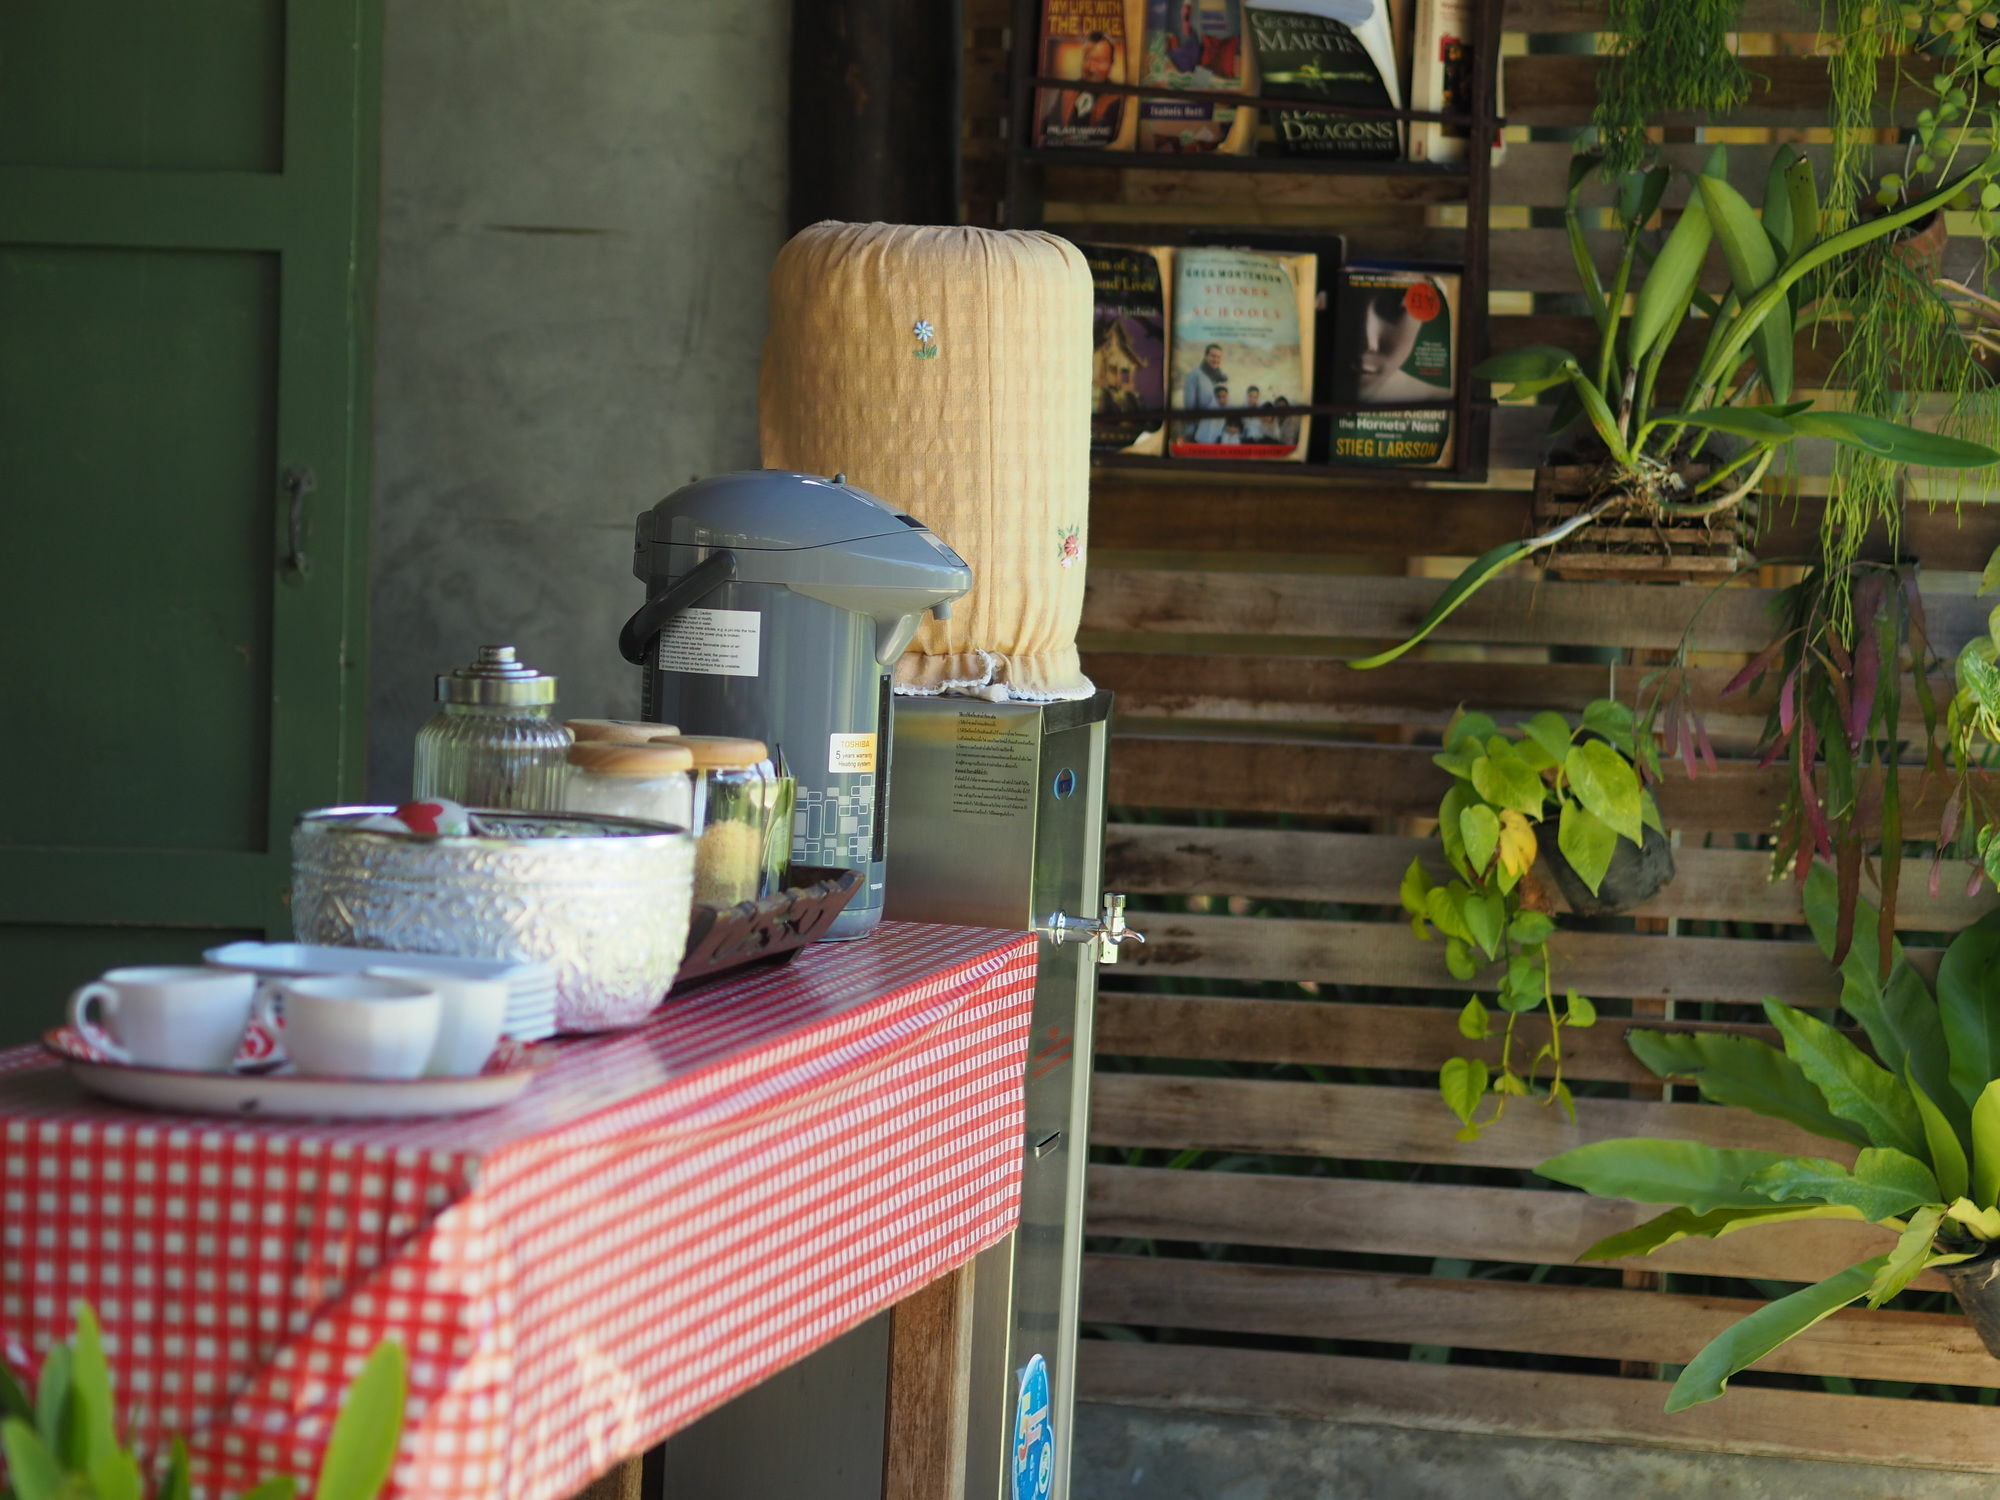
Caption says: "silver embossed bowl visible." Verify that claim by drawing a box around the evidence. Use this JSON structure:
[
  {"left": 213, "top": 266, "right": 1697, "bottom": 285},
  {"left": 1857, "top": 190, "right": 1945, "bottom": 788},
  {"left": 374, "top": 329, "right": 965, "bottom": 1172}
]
[{"left": 291, "top": 807, "right": 695, "bottom": 1033}]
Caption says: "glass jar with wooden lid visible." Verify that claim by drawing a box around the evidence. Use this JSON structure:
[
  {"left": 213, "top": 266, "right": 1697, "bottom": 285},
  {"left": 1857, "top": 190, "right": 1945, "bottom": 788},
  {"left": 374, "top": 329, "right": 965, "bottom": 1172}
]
[
  {"left": 649, "top": 735, "right": 796, "bottom": 906},
  {"left": 560, "top": 740, "right": 695, "bottom": 831}
]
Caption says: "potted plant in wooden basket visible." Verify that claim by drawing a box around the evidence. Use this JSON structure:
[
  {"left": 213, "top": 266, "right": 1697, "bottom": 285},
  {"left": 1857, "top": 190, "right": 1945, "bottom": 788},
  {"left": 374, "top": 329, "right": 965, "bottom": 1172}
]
[
  {"left": 1537, "top": 868, "right": 2000, "bottom": 1410},
  {"left": 1402, "top": 700, "right": 1666, "bottom": 1140},
  {"left": 1347, "top": 146, "right": 2000, "bottom": 671}
]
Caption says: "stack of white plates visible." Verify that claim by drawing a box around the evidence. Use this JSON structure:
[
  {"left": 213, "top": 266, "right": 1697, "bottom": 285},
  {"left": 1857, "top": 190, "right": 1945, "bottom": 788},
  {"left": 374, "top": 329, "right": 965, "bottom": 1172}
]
[{"left": 204, "top": 942, "right": 561, "bottom": 1042}]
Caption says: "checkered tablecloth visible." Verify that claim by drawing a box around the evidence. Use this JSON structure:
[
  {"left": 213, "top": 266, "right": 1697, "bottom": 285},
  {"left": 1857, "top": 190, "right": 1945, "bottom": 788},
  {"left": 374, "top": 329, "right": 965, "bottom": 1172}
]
[{"left": 0, "top": 923, "right": 1037, "bottom": 1500}]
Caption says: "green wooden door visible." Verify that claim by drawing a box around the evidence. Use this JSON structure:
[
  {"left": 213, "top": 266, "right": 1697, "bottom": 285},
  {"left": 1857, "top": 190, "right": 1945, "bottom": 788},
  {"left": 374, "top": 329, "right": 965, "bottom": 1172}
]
[{"left": 0, "top": 0, "right": 379, "bottom": 1043}]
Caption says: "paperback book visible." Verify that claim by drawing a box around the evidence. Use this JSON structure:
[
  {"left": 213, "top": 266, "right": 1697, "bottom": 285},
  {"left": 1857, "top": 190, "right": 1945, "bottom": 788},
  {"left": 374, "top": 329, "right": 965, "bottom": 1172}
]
[
  {"left": 1245, "top": 0, "right": 1403, "bottom": 159},
  {"left": 1034, "top": 0, "right": 1141, "bottom": 150},
  {"left": 1327, "top": 261, "right": 1458, "bottom": 468},
  {"left": 1408, "top": 0, "right": 1502, "bottom": 163},
  {"left": 1086, "top": 244, "right": 1173, "bottom": 456},
  {"left": 1136, "top": 0, "right": 1258, "bottom": 154},
  {"left": 1167, "top": 246, "right": 1317, "bottom": 462}
]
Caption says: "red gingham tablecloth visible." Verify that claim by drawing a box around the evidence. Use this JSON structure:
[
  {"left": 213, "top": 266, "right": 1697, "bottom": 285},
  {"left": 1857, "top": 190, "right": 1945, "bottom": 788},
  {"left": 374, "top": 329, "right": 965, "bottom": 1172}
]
[{"left": 0, "top": 923, "right": 1038, "bottom": 1500}]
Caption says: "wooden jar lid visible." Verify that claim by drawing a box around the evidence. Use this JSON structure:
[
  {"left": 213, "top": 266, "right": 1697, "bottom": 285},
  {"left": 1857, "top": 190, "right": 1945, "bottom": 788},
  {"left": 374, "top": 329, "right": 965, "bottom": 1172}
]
[
  {"left": 565, "top": 741, "right": 695, "bottom": 776},
  {"left": 648, "top": 734, "right": 768, "bottom": 769},
  {"left": 566, "top": 718, "right": 680, "bottom": 743}
]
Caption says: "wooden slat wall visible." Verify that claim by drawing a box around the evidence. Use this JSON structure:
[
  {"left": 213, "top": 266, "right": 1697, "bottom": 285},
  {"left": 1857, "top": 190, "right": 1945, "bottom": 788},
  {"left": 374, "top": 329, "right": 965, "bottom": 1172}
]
[{"left": 964, "top": 0, "right": 2000, "bottom": 1472}]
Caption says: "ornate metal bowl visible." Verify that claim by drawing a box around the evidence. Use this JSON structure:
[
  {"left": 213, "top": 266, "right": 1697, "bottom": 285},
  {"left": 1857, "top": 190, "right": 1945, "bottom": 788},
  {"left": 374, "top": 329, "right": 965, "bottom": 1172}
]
[{"left": 291, "top": 807, "right": 694, "bottom": 1032}]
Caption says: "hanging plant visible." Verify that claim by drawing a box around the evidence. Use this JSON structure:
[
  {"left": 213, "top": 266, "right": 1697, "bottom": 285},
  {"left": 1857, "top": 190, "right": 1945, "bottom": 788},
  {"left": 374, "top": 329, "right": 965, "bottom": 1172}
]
[
  {"left": 1591, "top": 0, "right": 1753, "bottom": 177},
  {"left": 1403, "top": 702, "right": 1667, "bottom": 1140}
]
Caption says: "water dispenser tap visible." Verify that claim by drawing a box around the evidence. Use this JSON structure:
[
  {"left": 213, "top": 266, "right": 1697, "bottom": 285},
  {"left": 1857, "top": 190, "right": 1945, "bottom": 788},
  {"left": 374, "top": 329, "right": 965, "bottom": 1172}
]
[{"left": 1041, "top": 893, "right": 1146, "bottom": 965}]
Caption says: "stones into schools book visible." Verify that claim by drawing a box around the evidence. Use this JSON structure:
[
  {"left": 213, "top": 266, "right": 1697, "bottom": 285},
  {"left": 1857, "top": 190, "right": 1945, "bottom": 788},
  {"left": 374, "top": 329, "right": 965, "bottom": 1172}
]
[
  {"left": 1086, "top": 244, "right": 1173, "bottom": 456},
  {"left": 1245, "top": 0, "right": 1404, "bottom": 159},
  {"left": 1328, "top": 262, "right": 1459, "bottom": 467},
  {"left": 1034, "top": 0, "right": 1141, "bottom": 149},
  {"left": 1137, "top": 0, "right": 1258, "bottom": 154},
  {"left": 1167, "top": 247, "right": 1318, "bottom": 461}
]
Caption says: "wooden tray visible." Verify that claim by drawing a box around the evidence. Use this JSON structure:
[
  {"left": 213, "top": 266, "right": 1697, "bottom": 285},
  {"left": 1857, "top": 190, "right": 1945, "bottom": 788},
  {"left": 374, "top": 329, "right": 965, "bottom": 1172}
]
[
  {"left": 1533, "top": 462, "right": 1754, "bottom": 584},
  {"left": 671, "top": 865, "right": 865, "bottom": 989}
]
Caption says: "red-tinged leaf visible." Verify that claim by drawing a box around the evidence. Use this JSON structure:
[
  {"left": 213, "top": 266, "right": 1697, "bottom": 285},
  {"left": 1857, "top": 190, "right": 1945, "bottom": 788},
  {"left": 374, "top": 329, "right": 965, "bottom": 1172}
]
[
  {"left": 1941, "top": 783, "right": 1965, "bottom": 849},
  {"left": 1969, "top": 865, "right": 1986, "bottom": 899},
  {"left": 1854, "top": 772, "right": 1882, "bottom": 831},
  {"left": 1817, "top": 647, "right": 1853, "bottom": 729},
  {"left": 1800, "top": 719, "right": 1832, "bottom": 859},
  {"left": 1832, "top": 835, "right": 1861, "bottom": 968},
  {"left": 1826, "top": 629, "right": 1853, "bottom": 676},
  {"left": 1721, "top": 633, "right": 1795, "bottom": 697},
  {"left": 1849, "top": 627, "right": 1880, "bottom": 749},
  {"left": 1930, "top": 854, "right": 1945, "bottom": 900},
  {"left": 1779, "top": 669, "right": 1799, "bottom": 734},
  {"left": 1695, "top": 715, "right": 1719, "bottom": 772},
  {"left": 1758, "top": 716, "right": 1796, "bottom": 768},
  {"left": 1679, "top": 713, "right": 1699, "bottom": 779}
]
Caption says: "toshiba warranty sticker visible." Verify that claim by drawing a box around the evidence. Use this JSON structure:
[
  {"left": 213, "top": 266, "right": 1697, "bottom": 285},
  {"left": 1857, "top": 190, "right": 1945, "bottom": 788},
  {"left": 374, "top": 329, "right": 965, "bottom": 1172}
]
[{"left": 1012, "top": 1353, "right": 1054, "bottom": 1500}]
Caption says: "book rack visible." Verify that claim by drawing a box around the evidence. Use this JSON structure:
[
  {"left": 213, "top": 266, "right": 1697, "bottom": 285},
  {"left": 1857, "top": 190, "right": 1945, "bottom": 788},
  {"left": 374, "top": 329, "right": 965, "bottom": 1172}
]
[{"left": 1002, "top": 0, "right": 1505, "bottom": 484}]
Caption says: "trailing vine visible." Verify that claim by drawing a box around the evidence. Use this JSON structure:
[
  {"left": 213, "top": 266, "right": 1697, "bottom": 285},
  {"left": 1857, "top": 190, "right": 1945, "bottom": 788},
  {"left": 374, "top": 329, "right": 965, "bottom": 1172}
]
[{"left": 1591, "top": 0, "right": 1752, "bottom": 177}]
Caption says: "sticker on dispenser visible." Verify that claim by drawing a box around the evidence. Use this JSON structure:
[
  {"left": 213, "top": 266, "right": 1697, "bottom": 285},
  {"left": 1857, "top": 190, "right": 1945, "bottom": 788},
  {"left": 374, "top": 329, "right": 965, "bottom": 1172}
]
[
  {"left": 1011, "top": 1353, "right": 1055, "bottom": 1500},
  {"left": 656, "top": 607, "right": 760, "bottom": 677},
  {"left": 828, "top": 732, "right": 877, "bottom": 774}
]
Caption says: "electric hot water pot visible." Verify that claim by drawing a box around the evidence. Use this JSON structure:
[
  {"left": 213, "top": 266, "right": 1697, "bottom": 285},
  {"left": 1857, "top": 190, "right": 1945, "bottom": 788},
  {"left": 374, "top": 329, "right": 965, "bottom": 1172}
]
[{"left": 618, "top": 470, "right": 971, "bottom": 939}]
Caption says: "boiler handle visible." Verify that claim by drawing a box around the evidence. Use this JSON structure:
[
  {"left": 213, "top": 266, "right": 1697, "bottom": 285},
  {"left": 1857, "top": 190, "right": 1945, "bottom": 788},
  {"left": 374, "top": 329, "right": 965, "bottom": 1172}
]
[{"left": 617, "top": 550, "right": 739, "bottom": 664}]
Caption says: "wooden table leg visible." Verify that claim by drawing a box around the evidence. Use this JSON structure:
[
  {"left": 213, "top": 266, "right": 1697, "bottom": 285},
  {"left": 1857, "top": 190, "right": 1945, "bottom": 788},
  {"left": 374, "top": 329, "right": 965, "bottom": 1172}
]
[
  {"left": 881, "top": 1260, "right": 976, "bottom": 1500},
  {"left": 572, "top": 1455, "right": 644, "bottom": 1500}
]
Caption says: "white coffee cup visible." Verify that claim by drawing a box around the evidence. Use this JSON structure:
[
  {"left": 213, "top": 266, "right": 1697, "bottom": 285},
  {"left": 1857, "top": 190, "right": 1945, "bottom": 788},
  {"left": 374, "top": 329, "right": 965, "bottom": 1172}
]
[
  {"left": 254, "top": 976, "right": 442, "bottom": 1079},
  {"left": 69, "top": 967, "right": 257, "bottom": 1070},
  {"left": 364, "top": 967, "right": 508, "bottom": 1076}
]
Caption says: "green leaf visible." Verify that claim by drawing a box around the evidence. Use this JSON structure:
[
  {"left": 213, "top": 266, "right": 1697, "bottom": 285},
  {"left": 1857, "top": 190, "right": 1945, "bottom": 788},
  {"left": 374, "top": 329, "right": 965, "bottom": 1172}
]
[
  {"left": 1471, "top": 745, "right": 1548, "bottom": 820},
  {"left": 1787, "top": 410, "right": 2000, "bottom": 468},
  {"left": 1398, "top": 857, "right": 1432, "bottom": 919},
  {"left": 1440, "top": 1057, "right": 1490, "bottom": 1129},
  {"left": 1747, "top": 1147, "right": 1940, "bottom": 1222},
  {"left": 1556, "top": 800, "right": 1618, "bottom": 896},
  {"left": 1497, "top": 954, "right": 1544, "bottom": 1013},
  {"left": 1780, "top": 147, "right": 1819, "bottom": 263},
  {"left": 87, "top": 1450, "right": 143, "bottom": 1500},
  {"left": 1458, "top": 997, "right": 1491, "bottom": 1040},
  {"left": 1474, "top": 345, "right": 1580, "bottom": 398},
  {"left": 1764, "top": 999, "right": 1927, "bottom": 1160},
  {"left": 1974, "top": 1079, "right": 2000, "bottom": 1208},
  {"left": 1664, "top": 1257, "right": 1885, "bottom": 1412},
  {"left": 1, "top": 1419, "right": 61, "bottom": 1500},
  {"left": 1462, "top": 892, "right": 1505, "bottom": 959},
  {"left": 1911, "top": 1068, "right": 1972, "bottom": 1204},
  {"left": 1580, "top": 699, "right": 1636, "bottom": 753},
  {"left": 69, "top": 1305, "right": 117, "bottom": 1476},
  {"left": 1697, "top": 172, "right": 1793, "bottom": 400},
  {"left": 1507, "top": 910, "right": 1555, "bottom": 945},
  {"left": 1981, "top": 544, "right": 2000, "bottom": 596},
  {"left": 314, "top": 1341, "right": 407, "bottom": 1500},
  {"left": 1347, "top": 538, "right": 1540, "bottom": 669},
  {"left": 1445, "top": 710, "right": 1499, "bottom": 751},
  {"left": 1629, "top": 194, "right": 1713, "bottom": 364},
  {"left": 33, "top": 1346, "right": 71, "bottom": 1467},
  {"left": 1761, "top": 146, "right": 1799, "bottom": 258},
  {"left": 1802, "top": 865, "right": 1959, "bottom": 1138},
  {"left": 1949, "top": 1197, "right": 2000, "bottom": 1237},
  {"left": 0, "top": 1363, "right": 28, "bottom": 1429},
  {"left": 1519, "top": 711, "right": 1574, "bottom": 766},
  {"left": 1425, "top": 886, "right": 1471, "bottom": 943},
  {"left": 1438, "top": 783, "right": 1472, "bottom": 879},
  {"left": 160, "top": 1440, "right": 193, "bottom": 1500},
  {"left": 1639, "top": 790, "right": 1664, "bottom": 836},
  {"left": 1563, "top": 740, "right": 1644, "bottom": 843},
  {"left": 1536, "top": 1139, "right": 1799, "bottom": 1215},
  {"left": 1577, "top": 1202, "right": 1865, "bottom": 1263},
  {"left": 1566, "top": 992, "right": 1598, "bottom": 1029},
  {"left": 237, "top": 1480, "right": 299, "bottom": 1500},
  {"left": 1444, "top": 937, "right": 1478, "bottom": 982},
  {"left": 1459, "top": 804, "right": 1500, "bottom": 877},
  {"left": 1648, "top": 406, "right": 1797, "bottom": 443},
  {"left": 1867, "top": 1206, "right": 1947, "bottom": 1308},
  {"left": 1938, "top": 911, "right": 2000, "bottom": 1113},
  {"left": 1626, "top": 1029, "right": 1866, "bottom": 1147}
]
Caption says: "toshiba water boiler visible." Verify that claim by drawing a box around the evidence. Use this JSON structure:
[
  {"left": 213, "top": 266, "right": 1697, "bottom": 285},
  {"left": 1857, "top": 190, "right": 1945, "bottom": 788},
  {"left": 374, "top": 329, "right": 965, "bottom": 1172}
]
[{"left": 617, "top": 470, "right": 971, "bottom": 937}]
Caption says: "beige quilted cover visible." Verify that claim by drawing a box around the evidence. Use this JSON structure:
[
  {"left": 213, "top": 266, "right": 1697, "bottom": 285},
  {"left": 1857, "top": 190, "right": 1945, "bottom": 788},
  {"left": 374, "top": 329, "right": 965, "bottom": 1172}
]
[{"left": 760, "top": 221, "right": 1096, "bottom": 701}]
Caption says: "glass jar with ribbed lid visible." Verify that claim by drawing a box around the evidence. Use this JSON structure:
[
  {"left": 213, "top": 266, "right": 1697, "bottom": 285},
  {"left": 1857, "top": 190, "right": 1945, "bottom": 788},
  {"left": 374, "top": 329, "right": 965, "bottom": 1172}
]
[{"left": 412, "top": 646, "right": 572, "bottom": 810}]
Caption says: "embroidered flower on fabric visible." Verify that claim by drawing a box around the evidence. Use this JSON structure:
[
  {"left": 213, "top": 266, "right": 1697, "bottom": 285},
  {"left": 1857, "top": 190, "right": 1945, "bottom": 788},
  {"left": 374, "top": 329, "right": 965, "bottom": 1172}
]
[
  {"left": 913, "top": 320, "right": 939, "bottom": 358},
  {"left": 1056, "top": 524, "right": 1082, "bottom": 569}
]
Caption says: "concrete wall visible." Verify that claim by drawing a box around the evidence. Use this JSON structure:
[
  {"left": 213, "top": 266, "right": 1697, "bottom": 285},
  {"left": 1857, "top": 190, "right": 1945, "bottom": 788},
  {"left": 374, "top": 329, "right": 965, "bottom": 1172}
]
[
  {"left": 368, "top": 0, "right": 789, "bottom": 798},
  {"left": 1075, "top": 1403, "right": 1997, "bottom": 1500}
]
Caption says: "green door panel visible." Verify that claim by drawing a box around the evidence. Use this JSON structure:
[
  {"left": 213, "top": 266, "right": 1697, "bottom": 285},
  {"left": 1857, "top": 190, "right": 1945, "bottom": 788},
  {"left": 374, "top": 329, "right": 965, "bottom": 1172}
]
[
  {"left": 0, "top": 0, "right": 283, "bottom": 172},
  {"left": 0, "top": 0, "right": 377, "bottom": 1034},
  {"left": 0, "top": 927, "right": 261, "bottom": 1049},
  {"left": 1, "top": 246, "right": 278, "bottom": 853}
]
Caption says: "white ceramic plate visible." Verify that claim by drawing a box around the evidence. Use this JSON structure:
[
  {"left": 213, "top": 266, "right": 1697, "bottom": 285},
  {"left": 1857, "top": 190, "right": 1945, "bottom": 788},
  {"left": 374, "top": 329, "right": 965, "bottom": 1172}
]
[
  {"left": 205, "top": 942, "right": 558, "bottom": 1040},
  {"left": 43, "top": 1028, "right": 545, "bottom": 1120}
]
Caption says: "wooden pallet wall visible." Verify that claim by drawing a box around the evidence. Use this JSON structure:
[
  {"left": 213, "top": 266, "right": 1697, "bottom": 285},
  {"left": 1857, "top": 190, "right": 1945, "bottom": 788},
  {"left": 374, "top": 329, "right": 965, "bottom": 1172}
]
[{"left": 966, "top": 0, "right": 2000, "bottom": 1470}]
